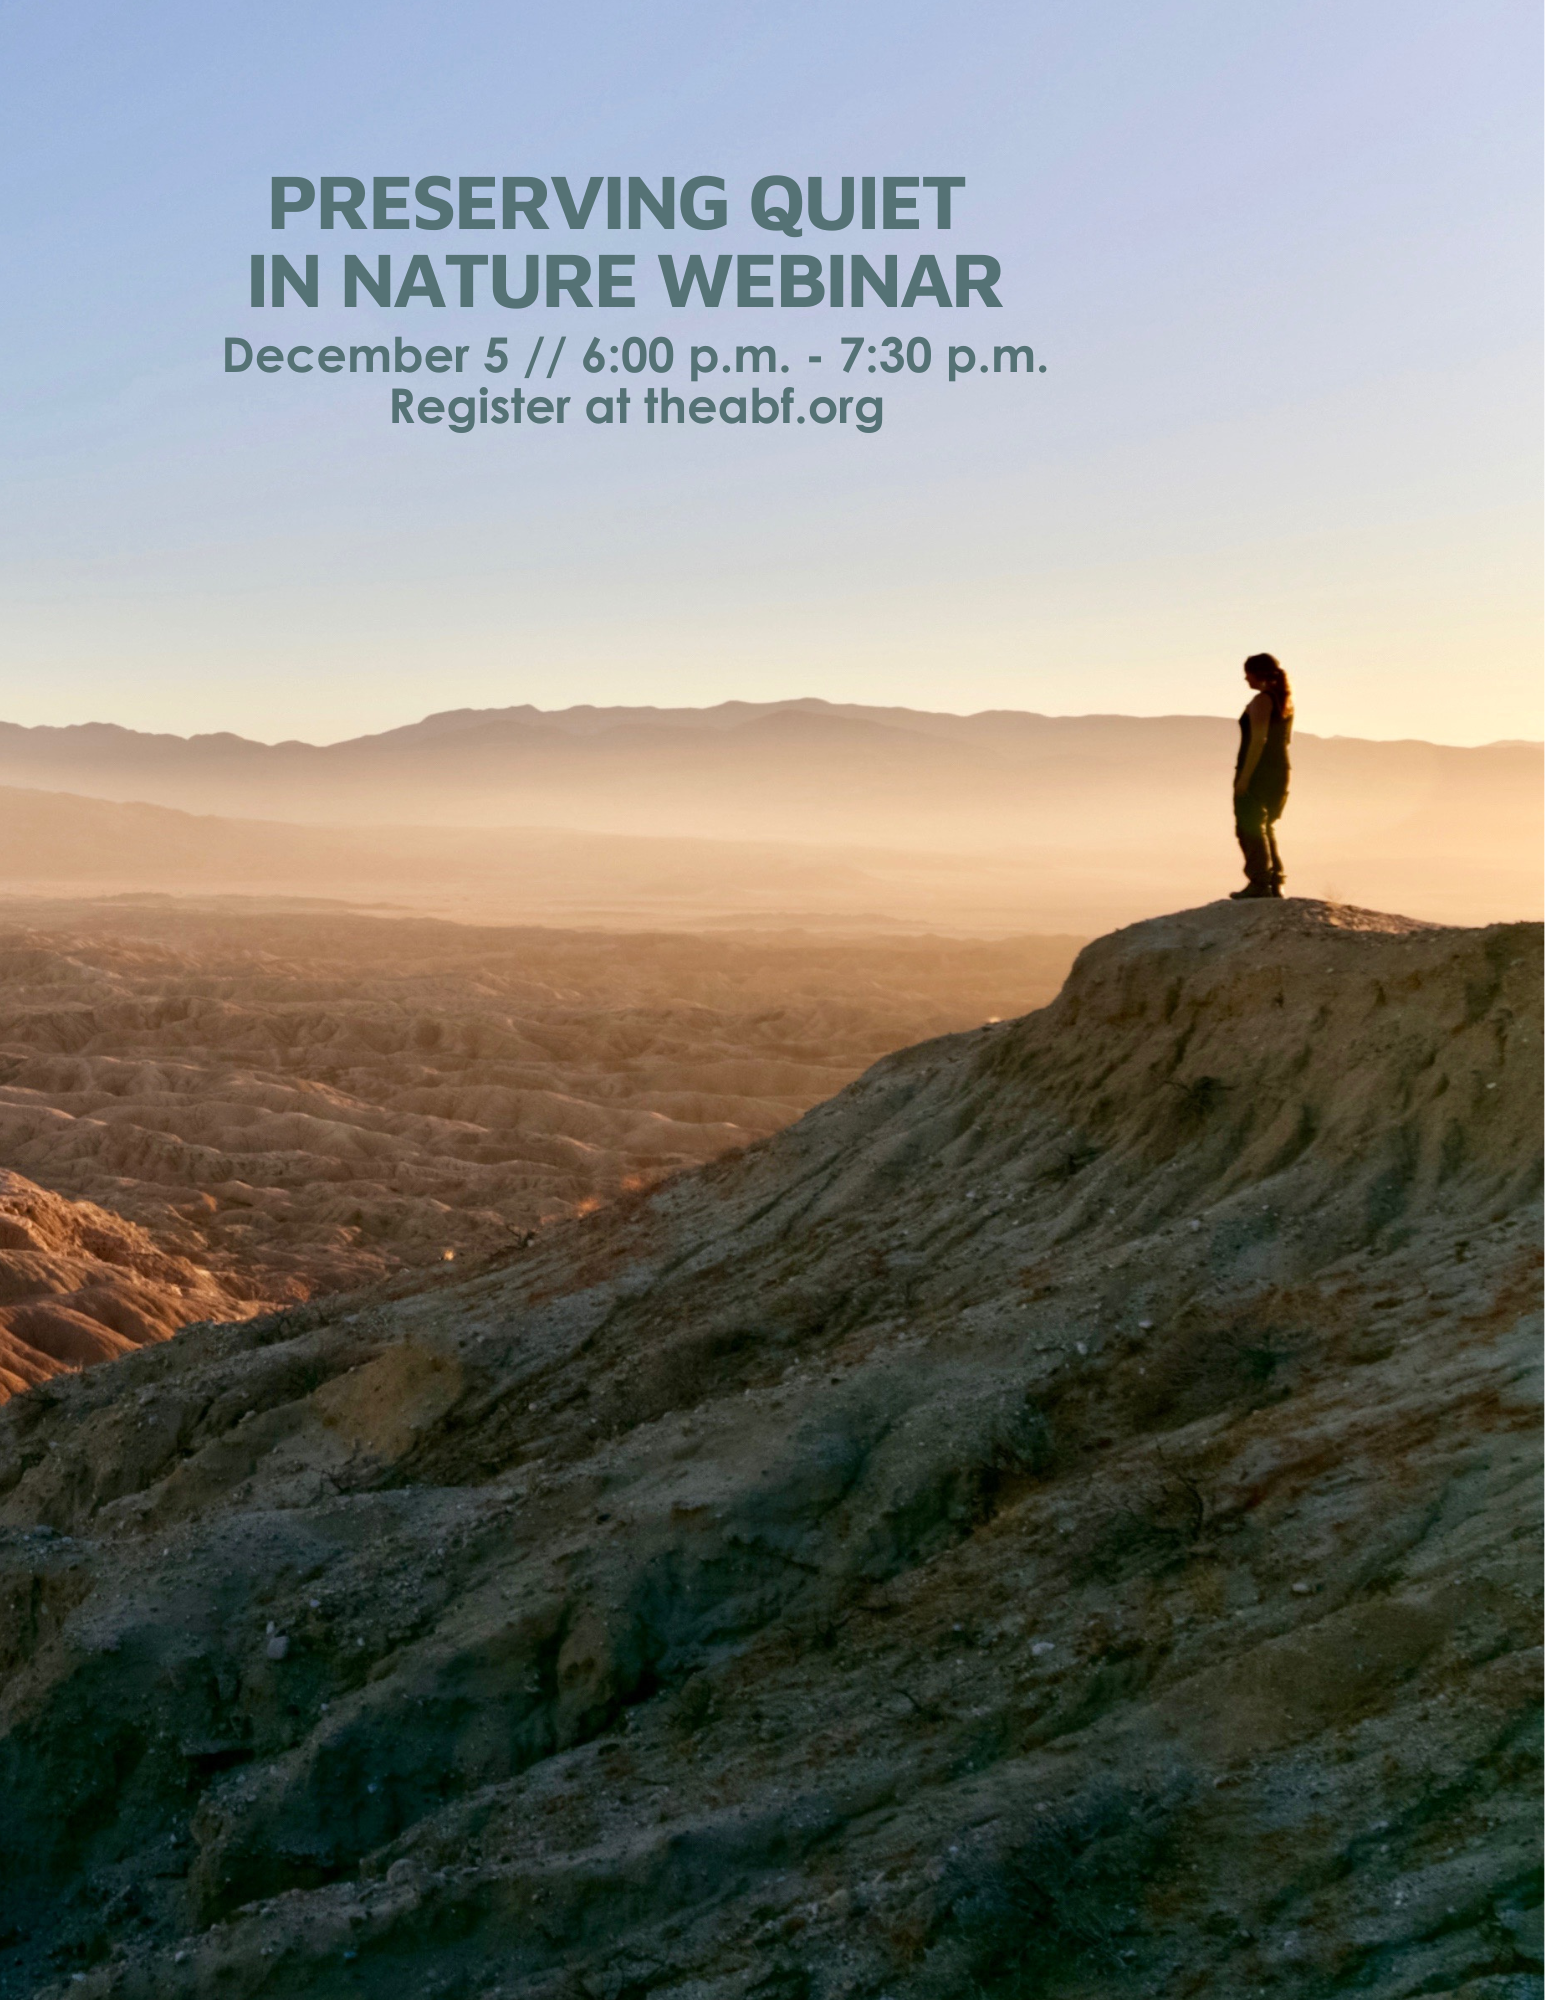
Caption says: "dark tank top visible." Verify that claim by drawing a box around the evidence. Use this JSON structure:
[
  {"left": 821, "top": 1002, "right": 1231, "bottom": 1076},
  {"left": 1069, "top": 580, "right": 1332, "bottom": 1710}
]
[{"left": 1236, "top": 701, "right": 1292, "bottom": 801}]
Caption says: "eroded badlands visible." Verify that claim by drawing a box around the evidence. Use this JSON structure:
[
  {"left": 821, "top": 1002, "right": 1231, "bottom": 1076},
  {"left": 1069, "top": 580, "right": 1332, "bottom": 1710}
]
[
  {"left": 0, "top": 899, "right": 1537, "bottom": 1998},
  {"left": 0, "top": 901, "right": 1077, "bottom": 1393}
]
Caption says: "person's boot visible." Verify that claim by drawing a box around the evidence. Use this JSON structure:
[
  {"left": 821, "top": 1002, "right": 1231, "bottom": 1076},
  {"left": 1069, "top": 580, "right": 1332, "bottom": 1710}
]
[{"left": 1230, "top": 884, "right": 1272, "bottom": 899}]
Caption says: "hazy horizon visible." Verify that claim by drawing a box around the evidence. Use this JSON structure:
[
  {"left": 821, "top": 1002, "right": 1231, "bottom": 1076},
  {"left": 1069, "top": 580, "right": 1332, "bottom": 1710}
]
[{"left": 3, "top": 700, "right": 1536, "bottom": 933}]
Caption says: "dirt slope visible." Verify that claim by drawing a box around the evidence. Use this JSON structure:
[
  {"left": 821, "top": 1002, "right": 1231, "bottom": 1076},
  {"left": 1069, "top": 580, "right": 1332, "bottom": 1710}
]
[{"left": 0, "top": 899, "right": 1539, "bottom": 1999}]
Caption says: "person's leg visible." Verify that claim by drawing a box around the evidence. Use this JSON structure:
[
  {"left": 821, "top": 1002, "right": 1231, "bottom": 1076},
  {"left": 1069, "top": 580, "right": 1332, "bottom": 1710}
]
[
  {"left": 1233, "top": 795, "right": 1273, "bottom": 895},
  {"left": 1265, "top": 814, "right": 1284, "bottom": 895}
]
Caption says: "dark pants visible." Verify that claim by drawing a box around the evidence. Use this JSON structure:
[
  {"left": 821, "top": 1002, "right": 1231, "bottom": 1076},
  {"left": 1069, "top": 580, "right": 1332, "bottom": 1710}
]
[{"left": 1235, "top": 790, "right": 1286, "bottom": 890}]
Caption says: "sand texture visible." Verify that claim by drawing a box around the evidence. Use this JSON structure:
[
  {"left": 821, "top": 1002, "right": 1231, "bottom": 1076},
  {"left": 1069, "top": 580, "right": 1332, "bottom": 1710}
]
[{"left": 0, "top": 899, "right": 1539, "bottom": 1997}]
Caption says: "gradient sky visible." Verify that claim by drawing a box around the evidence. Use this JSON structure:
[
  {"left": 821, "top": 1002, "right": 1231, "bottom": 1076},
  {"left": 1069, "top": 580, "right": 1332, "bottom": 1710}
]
[{"left": 0, "top": 0, "right": 1539, "bottom": 746}]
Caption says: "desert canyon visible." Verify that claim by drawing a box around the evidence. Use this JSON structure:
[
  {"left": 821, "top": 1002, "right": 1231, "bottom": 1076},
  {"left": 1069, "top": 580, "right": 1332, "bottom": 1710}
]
[
  {"left": 0, "top": 903, "right": 1079, "bottom": 1396},
  {"left": 0, "top": 898, "right": 1538, "bottom": 1998},
  {"left": 0, "top": 704, "right": 1538, "bottom": 1997}
]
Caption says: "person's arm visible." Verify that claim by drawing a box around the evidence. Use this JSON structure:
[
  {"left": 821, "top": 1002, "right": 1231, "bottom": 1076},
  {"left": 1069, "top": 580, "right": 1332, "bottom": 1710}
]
[{"left": 1234, "top": 692, "right": 1271, "bottom": 794}]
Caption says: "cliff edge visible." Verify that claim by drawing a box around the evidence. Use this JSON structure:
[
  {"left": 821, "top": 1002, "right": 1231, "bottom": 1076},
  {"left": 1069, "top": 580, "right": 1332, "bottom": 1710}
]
[{"left": 0, "top": 899, "right": 1539, "bottom": 1999}]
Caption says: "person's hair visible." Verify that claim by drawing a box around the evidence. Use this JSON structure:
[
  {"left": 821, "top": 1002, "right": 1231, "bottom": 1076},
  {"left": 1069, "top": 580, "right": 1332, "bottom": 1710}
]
[{"left": 1244, "top": 652, "right": 1292, "bottom": 720}]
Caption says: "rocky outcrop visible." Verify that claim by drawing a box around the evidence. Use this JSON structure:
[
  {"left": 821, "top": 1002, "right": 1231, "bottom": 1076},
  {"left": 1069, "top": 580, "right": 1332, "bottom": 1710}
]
[{"left": 0, "top": 900, "right": 1538, "bottom": 1998}]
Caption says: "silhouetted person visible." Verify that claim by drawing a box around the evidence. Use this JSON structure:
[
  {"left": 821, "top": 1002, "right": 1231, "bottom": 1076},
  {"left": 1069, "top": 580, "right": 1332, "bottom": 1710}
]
[{"left": 1231, "top": 653, "right": 1292, "bottom": 899}]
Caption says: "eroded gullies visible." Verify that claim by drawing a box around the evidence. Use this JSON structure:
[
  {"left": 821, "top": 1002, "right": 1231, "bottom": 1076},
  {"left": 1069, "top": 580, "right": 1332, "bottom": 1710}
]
[
  {"left": 0, "top": 908, "right": 1077, "bottom": 1397},
  {"left": 0, "top": 899, "right": 1538, "bottom": 1999}
]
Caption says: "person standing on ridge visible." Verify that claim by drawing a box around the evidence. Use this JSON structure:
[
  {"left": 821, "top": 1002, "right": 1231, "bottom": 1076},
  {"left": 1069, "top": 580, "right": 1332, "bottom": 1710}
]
[{"left": 1231, "top": 652, "right": 1293, "bottom": 899}]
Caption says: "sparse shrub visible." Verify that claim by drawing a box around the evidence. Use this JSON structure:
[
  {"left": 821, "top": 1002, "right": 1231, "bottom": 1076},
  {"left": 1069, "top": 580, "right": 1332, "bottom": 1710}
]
[
  {"left": 930, "top": 1779, "right": 1186, "bottom": 1993},
  {"left": 1043, "top": 1141, "right": 1100, "bottom": 1184},
  {"left": 635, "top": 1320, "right": 771, "bottom": 1417},
  {"left": 670, "top": 1672, "right": 714, "bottom": 1735},
  {"left": 1116, "top": 1315, "right": 1297, "bottom": 1435},
  {"left": 1166, "top": 1074, "right": 1233, "bottom": 1121}
]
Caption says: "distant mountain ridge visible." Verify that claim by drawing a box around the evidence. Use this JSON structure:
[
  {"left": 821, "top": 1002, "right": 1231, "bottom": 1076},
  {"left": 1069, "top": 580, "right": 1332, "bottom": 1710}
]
[
  {"left": 0, "top": 698, "right": 1534, "bottom": 822},
  {"left": 0, "top": 702, "right": 1537, "bottom": 928},
  {"left": 6, "top": 696, "right": 1534, "bottom": 756}
]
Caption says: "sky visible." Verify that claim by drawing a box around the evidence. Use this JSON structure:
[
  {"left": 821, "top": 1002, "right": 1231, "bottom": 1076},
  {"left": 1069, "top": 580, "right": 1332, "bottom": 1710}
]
[{"left": 0, "top": 0, "right": 1539, "bottom": 747}]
